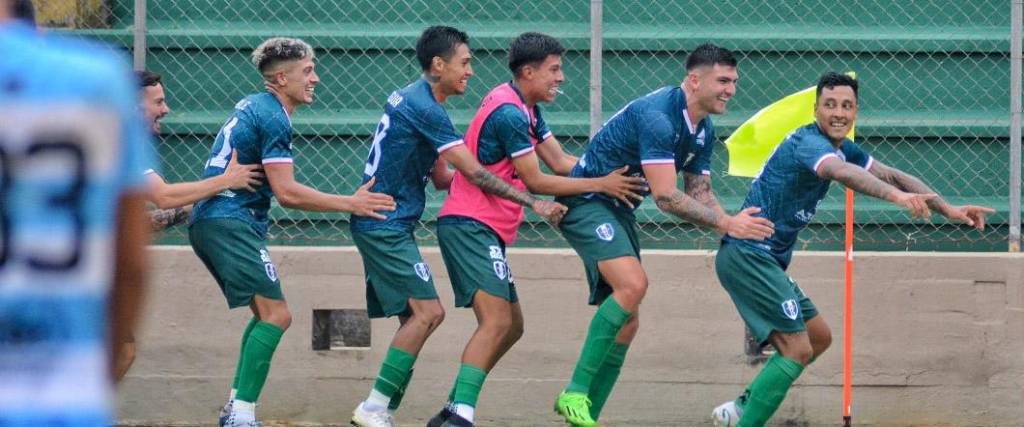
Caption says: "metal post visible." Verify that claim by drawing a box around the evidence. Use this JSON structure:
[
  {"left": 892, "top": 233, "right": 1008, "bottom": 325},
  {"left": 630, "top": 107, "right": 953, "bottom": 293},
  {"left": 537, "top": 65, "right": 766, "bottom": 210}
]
[
  {"left": 132, "top": 0, "right": 147, "bottom": 71},
  {"left": 1010, "top": 0, "right": 1022, "bottom": 252},
  {"left": 589, "top": 0, "right": 603, "bottom": 138}
]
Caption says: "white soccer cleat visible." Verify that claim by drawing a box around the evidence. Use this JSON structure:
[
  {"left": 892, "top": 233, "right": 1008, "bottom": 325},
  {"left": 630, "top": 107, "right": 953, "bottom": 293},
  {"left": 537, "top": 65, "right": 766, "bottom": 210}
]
[
  {"left": 222, "top": 414, "right": 263, "bottom": 427},
  {"left": 351, "top": 402, "right": 397, "bottom": 427},
  {"left": 711, "top": 400, "right": 742, "bottom": 427}
]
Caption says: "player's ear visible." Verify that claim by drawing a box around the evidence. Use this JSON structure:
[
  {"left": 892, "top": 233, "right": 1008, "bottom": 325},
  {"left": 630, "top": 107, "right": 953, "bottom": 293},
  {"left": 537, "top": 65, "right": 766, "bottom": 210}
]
[{"left": 431, "top": 55, "right": 445, "bottom": 76}]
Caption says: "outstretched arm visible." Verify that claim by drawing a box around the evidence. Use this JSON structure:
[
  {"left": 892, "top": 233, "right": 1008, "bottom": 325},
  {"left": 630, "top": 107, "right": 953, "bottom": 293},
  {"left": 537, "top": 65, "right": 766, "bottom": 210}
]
[
  {"left": 816, "top": 157, "right": 936, "bottom": 219},
  {"left": 514, "top": 151, "right": 645, "bottom": 208},
  {"left": 265, "top": 163, "right": 395, "bottom": 218},
  {"left": 534, "top": 135, "right": 578, "bottom": 176},
  {"left": 867, "top": 160, "right": 994, "bottom": 229},
  {"left": 146, "top": 150, "right": 262, "bottom": 209}
]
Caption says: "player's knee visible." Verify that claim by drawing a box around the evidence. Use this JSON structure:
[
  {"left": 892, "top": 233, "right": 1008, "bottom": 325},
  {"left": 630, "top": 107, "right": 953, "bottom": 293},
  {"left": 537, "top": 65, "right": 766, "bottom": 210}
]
[
  {"left": 615, "top": 278, "right": 648, "bottom": 305},
  {"left": 413, "top": 303, "right": 445, "bottom": 330},
  {"left": 508, "top": 317, "right": 524, "bottom": 343},
  {"left": 781, "top": 341, "right": 814, "bottom": 366},
  {"left": 265, "top": 308, "right": 292, "bottom": 330}
]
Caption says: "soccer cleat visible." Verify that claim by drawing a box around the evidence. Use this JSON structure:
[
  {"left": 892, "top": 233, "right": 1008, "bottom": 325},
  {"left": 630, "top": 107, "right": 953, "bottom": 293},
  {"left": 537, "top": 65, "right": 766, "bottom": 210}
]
[
  {"left": 438, "top": 412, "right": 474, "bottom": 427},
  {"left": 711, "top": 400, "right": 742, "bottom": 427},
  {"left": 218, "top": 400, "right": 233, "bottom": 427},
  {"left": 351, "top": 402, "right": 397, "bottom": 427},
  {"left": 425, "top": 404, "right": 454, "bottom": 427},
  {"left": 554, "top": 391, "right": 597, "bottom": 427}
]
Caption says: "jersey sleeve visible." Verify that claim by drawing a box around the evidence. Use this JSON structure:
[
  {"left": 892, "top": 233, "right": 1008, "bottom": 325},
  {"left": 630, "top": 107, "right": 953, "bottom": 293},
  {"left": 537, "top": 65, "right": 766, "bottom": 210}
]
[
  {"left": 840, "top": 140, "right": 873, "bottom": 170},
  {"left": 794, "top": 132, "right": 841, "bottom": 173},
  {"left": 493, "top": 104, "right": 535, "bottom": 159},
  {"left": 533, "top": 105, "right": 553, "bottom": 142},
  {"left": 682, "top": 124, "right": 715, "bottom": 176},
  {"left": 638, "top": 111, "right": 677, "bottom": 166},
  {"left": 259, "top": 109, "right": 294, "bottom": 165},
  {"left": 416, "top": 103, "right": 465, "bottom": 153}
]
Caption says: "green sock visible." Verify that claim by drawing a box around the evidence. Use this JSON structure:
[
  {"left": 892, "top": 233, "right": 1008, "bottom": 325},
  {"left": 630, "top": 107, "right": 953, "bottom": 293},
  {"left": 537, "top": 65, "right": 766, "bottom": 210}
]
[
  {"left": 589, "top": 342, "right": 629, "bottom": 420},
  {"left": 232, "top": 317, "right": 259, "bottom": 391},
  {"left": 566, "top": 297, "right": 631, "bottom": 394},
  {"left": 373, "top": 347, "right": 417, "bottom": 398},
  {"left": 737, "top": 354, "right": 804, "bottom": 427},
  {"left": 452, "top": 364, "right": 488, "bottom": 407},
  {"left": 387, "top": 368, "right": 414, "bottom": 411},
  {"left": 235, "top": 321, "right": 285, "bottom": 403}
]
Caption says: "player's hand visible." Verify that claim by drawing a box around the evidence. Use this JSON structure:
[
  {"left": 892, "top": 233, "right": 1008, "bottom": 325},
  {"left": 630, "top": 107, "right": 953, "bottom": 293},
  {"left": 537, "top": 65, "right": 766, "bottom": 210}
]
[
  {"left": 222, "top": 149, "right": 264, "bottom": 192},
  {"left": 347, "top": 177, "right": 396, "bottom": 220},
  {"left": 531, "top": 199, "right": 568, "bottom": 226},
  {"left": 722, "top": 207, "right": 775, "bottom": 241},
  {"left": 944, "top": 204, "right": 995, "bottom": 230},
  {"left": 892, "top": 191, "right": 937, "bottom": 220},
  {"left": 596, "top": 165, "right": 647, "bottom": 209}
]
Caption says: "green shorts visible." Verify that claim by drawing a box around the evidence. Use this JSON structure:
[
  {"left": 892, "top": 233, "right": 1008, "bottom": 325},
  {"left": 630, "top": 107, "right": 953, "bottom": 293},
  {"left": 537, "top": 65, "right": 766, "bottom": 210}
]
[
  {"left": 351, "top": 227, "right": 439, "bottom": 318},
  {"left": 715, "top": 242, "right": 818, "bottom": 345},
  {"left": 437, "top": 216, "right": 518, "bottom": 308},
  {"left": 556, "top": 196, "right": 640, "bottom": 305},
  {"left": 189, "top": 218, "right": 283, "bottom": 309}
]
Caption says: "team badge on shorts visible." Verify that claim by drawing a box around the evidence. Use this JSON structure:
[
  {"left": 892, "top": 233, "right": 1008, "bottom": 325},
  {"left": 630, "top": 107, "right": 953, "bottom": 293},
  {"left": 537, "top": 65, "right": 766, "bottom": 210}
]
[
  {"left": 259, "top": 249, "right": 277, "bottom": 281},
  {"left": 781, "top": 299, "right": 799, "bottom": 320},
  {"left": 413, "top": 262, "right": 431, "bottom": 282},
  {"left": 595, "top": 223, "right": 615, "bottom": 242},
  {"left": 489, "top": 245, "right": 504, "bottom": 260},
  {"left": 493, "top": 261, "right": 508, "bottom": 280}
]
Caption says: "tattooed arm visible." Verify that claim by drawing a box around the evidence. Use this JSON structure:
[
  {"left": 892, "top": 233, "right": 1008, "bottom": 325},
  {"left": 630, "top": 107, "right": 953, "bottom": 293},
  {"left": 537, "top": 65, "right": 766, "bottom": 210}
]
[
  {"left": 441, "top": 144, "right": 566, "bottom": 223},
  {"left": 683, "top": 172, "right": 727, "bottom": 218},
  {"left": 816, "top": 157, "right": 937, "bottom": 219},
  {"left": 149, "top": 205, "right": 191, "bottom": 232},
  {"left": 646, "top": 164, "right": 773, "bottom": 239},
  {"left": 866, "top": 160, "right": 994, "bottom": 229}
]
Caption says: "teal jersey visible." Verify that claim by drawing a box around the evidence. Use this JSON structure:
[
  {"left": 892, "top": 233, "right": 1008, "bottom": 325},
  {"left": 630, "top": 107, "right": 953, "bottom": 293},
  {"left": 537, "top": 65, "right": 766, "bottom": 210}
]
[
  {"left": 0, "top": 22, "right": 150, "bottom": 427},
  {"left": 724, "top": 123, "right": 872, "bottom": 269},
  {"left": 351, "top": 78, "right": 464, "bottom": 232},
  {"left": 191, "top": 92, "right": 294, "bottom": 236},
  {"left": 569, "top": 86, "right": 715, "bottom": 212},
  {"left": 477, "top": 84, "right": 552, "bottom": 165}
]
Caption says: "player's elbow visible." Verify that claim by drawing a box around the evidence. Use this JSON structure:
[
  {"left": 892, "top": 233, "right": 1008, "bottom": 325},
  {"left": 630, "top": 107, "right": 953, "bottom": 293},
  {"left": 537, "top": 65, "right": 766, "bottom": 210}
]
[
  {"left": 273, "top": 186, "right": 302, "bottom": 208},
  {"left": 149, "top": 193, "right": 178, "bottom": 210}
]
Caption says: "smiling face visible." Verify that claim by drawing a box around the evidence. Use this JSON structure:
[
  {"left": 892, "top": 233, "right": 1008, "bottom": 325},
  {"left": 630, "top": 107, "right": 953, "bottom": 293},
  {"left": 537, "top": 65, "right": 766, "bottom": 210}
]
[
  {"left": 814, "top": 84, "right": 858, "bottom": 144},
  {"left": 277, "top": 57, "right": 319, "bottom": 107},
  {"left": 435, "top": 43, "right": 473, "bottom": 97},
  {"left": 689, "top": 64, "right": 738, "bottom": 115},
  {"left": 141, "top": 83, "right": 170, "bottom": 134},
  {"left": 519, "top": 54, "right": 565, "bottom": 105}
]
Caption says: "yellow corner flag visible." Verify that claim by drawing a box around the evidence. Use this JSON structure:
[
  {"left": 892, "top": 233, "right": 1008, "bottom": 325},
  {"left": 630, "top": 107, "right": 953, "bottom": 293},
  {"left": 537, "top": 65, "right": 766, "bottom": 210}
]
[{"left": 725, "top": 72, "right": 857, "bottom": 177}]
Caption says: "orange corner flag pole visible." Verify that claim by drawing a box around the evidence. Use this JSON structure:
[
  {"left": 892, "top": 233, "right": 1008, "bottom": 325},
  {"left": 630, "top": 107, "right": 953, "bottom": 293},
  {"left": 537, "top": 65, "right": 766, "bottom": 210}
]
[{"left": 843, "top": 188, "right": 854, "bottom": 427}]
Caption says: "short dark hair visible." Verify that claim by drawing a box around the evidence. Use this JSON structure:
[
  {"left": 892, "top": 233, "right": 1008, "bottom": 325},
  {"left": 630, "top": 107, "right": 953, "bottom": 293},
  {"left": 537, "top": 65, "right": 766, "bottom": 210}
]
[
  {"left": 816, "top": 72, "right": 858, "bottom": 100},
  {"left": 12, "top": 0, "right": 36, "bottom": 27},
  {"left": 416, "top": 26, "right": 470, "bottom": 71},
  {"left": 508, "top": 32, "right": 565, "bottom": 78},
  {"left": 136, "top": 70, "right": 162, "bottom": 89},
  {"left": 685, "top": 43, "right": 737, "bottom": 71}
]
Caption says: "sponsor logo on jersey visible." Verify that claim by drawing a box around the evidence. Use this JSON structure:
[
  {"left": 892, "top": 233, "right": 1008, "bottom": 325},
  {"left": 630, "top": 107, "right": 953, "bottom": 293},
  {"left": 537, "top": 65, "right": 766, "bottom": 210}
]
[
  {"left": 413, "top": 262, "right": 431, "bottom": 281},
  {"left": 489, "top": 245, "right": 504, "bottom": 260},
  {"left": 596, "top": 223, "right": 615, "bottom": 242}
]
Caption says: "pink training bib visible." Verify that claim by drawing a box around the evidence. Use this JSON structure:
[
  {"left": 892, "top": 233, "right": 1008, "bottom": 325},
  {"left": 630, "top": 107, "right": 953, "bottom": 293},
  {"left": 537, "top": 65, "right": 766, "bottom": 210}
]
[{"left": 439, "top": 83, "right": 542, "bottom": 245}]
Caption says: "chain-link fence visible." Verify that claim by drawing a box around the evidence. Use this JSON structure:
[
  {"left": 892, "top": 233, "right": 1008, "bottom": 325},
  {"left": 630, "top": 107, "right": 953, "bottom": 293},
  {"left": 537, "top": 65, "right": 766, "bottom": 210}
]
[{"left": 54, "top": 0, "right": 1019, "bottom": 250}]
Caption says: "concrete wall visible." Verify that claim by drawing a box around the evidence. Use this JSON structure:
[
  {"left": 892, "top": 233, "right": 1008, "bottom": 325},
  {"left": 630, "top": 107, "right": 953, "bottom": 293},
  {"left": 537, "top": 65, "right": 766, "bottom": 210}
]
[{"left": 117, "top": 247, "right": 1024, "bottom": 426}]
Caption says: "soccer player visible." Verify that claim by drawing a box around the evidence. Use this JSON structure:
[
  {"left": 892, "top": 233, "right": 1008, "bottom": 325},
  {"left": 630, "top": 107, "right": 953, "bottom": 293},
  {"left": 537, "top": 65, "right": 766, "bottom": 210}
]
[
  {"left": 348, "top": 26, "right": 566, "bottom": 427},
  {"left": 0, "top": 3, "right": 152, "bottom": 426},
  {"left": 425, "top": 32, "right": 645, "bottom": 427},
  {"left": 187, "top": 37, "right": 396, "bottom": 427},
  {"left": 137, "top": 70, "right": 263, "bottom": 232},
  {"left": 710, "top": 72, "right": 993, "bottom": 427},
  {"left": 552, "top": 43, "right": 775, "bottom": 427},
  {"left": 108, "top": 71, "right": 266, "bottom": 384}
]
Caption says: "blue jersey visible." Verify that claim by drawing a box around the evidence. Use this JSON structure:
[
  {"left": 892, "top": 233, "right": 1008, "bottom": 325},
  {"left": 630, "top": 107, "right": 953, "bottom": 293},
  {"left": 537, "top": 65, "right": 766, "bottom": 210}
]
[
  {"left": 570, "top": 86, "right": 715, "bottom": 212},
  {"left": 0, "top": 23, "right": 150, "bottom": 427},
  {"left": 476, "top": 84, "right": 552, "bottom": 165},
  {"left": 191, "top": 92, "right": 294, "bottom": 236},
  {"left": 724, "top": 123, "right": 872, "bottom": 269},
  {"left": 351, "top": 79, "right": 464, "bottom": 232}
]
